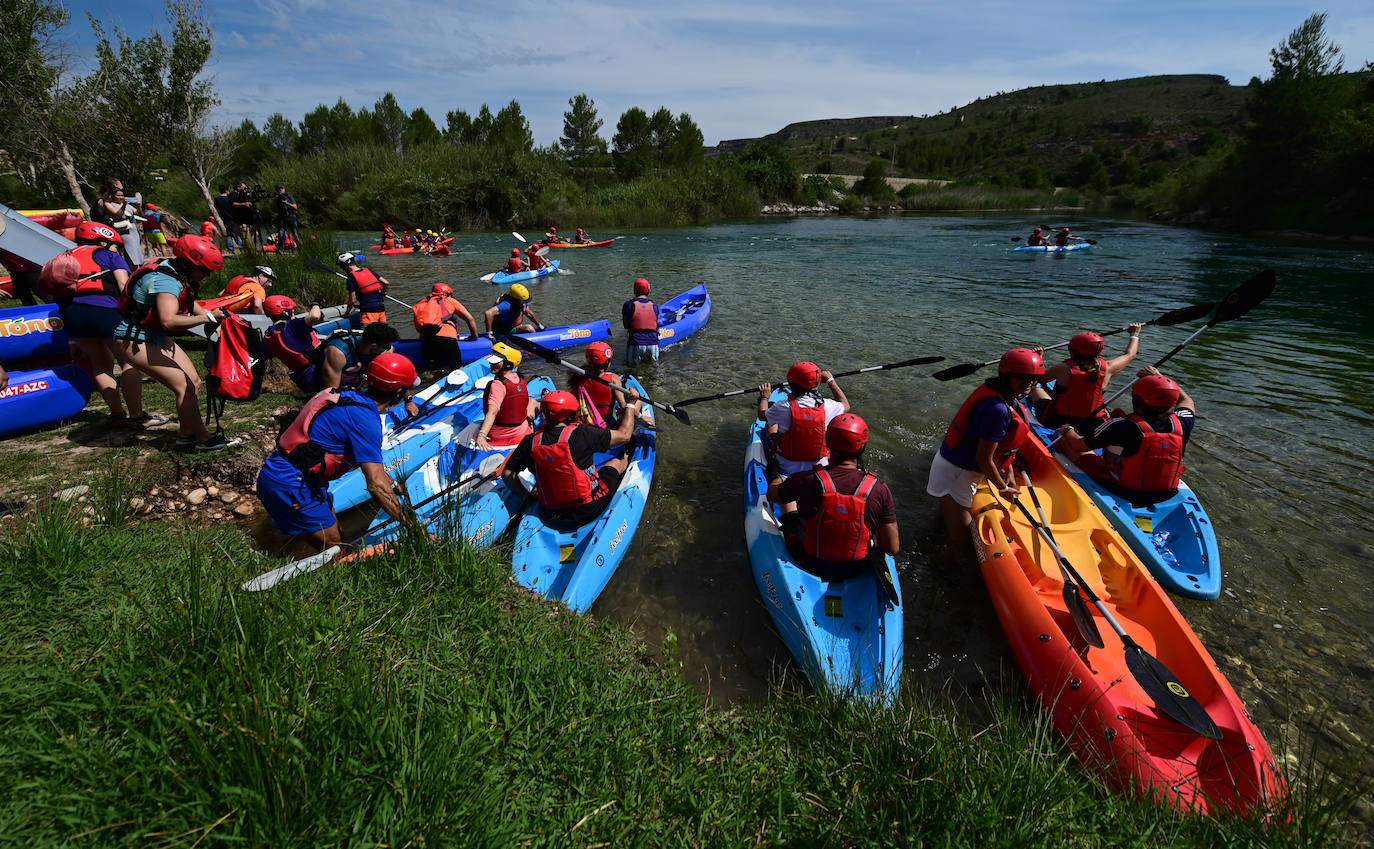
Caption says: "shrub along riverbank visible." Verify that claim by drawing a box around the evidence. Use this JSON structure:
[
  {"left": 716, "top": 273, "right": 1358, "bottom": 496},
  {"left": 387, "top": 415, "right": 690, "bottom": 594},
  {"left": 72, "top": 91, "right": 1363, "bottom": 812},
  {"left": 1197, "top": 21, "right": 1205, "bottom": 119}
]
[{"left": 0, "top": 492, "right": 1364, "bottom": 844}]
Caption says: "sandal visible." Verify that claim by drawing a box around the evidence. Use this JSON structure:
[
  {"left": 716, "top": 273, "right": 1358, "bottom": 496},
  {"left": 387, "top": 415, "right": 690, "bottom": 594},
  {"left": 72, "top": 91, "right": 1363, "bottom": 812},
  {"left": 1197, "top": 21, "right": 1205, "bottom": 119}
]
[{"left": 125, "top": 412, "right": 171, "bottom": 429}]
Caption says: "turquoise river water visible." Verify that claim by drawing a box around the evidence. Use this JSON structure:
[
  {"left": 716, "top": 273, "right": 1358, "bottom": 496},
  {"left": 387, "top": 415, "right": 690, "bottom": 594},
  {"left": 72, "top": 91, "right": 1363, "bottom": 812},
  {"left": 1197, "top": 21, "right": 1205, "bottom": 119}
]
[{"left": 339, "top": 215, "right": 1373, "bottom": 808}]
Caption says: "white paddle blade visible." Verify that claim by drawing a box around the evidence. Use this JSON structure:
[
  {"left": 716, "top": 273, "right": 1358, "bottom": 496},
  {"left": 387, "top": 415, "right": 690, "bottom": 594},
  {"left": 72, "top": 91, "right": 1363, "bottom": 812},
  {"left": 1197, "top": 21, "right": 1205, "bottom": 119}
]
[{"left": 242, "top": 545, "right": 342, "bottom": 591}]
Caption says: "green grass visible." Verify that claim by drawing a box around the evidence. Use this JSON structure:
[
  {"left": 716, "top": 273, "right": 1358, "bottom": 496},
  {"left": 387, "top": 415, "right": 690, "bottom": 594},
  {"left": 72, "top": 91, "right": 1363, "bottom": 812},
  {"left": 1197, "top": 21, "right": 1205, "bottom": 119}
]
[{"left": 0, "top": 504, "right": 1362, "bottom": 847}]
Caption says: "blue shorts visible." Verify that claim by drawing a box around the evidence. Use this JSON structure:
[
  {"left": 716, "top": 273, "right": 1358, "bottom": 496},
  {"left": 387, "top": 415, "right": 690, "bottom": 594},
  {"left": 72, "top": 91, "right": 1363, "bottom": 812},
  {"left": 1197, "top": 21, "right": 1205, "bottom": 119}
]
[
  {"left": 625, "top": 343, "right": 659, "bottom": 365},
  {"left": 114, "top": 318, "right": 170, "bottom": 348},
  {"left": 256, "top": 456, "right": 338, "bottom": 535},
  {"left": 60, "top": 301, "right": 122, "bottom": 339}
]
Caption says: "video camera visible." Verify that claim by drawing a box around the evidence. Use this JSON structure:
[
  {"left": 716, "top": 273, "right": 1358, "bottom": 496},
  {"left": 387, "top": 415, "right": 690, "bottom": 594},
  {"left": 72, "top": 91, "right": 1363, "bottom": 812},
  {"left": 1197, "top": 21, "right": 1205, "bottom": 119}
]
[{"left": 243, "top": 184, "right": 273, "bottom": 202}]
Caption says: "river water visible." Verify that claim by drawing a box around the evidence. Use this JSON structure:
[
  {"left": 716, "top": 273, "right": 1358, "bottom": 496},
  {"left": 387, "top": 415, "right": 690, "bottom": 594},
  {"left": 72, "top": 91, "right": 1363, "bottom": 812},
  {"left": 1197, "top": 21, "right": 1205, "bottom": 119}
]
[{"left": 341, "top": 216, "right": 1373, "bottom": 797}]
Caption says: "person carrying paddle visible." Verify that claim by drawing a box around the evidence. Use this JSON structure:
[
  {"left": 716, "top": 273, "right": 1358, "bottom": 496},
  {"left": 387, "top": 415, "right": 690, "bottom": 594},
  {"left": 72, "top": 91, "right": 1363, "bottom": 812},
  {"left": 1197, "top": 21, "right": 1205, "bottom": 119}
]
[
  {"left": 501, "top": 387, "right": 644, "bottom": 529},
  {"left": 484, "top": 283, "right": 541, "bottom": 335},
  {"left": 541, "top": 226, "right": 558, "bottom": 245},
  {"left": 622, "top": 278, "right": 660, "bottom": 365},
  {"left": 927, "top": 348, "right": 1042, "bottom": 542},
  {"left": 1054, "top": 367, "right": 1196, "bottom": 506},
  {"left": 768, "top": 414, "right": 900, "bottom": 581},
  {"left": 570, "top": 341, "right": 624, "bottom": 427},
  {"left": 574, "top": 228, "right": 591, "bottom": 245},
  {"left": 505, "top": 248, "right": 526, "bottom": 274},
  {"left": 1026, "top": 227, "right": 1048, "bottom": 246},
  {"left": 1055, "top": 227, "right": 1081, "bottom": 247},
  {"left": 255, "top": 352, "right": 422, "bottom": 551},
  {"left": 474, "top": 342, "right": 539, "bottom": 452},
  {"left": 1034, "top": 325, "right": 1142, "bottom": 430},
  {"left": 340, "top": 252, "right": 391, "bottom": 324},
  {"left": 220, "top": 265, "right": 276, "bottom": 315},
  {"left": 411, "top": 283, "right": 479, "bottom": 369},
  {"left": 526, "top": 246, "right": 550, "bottom": 272},
  {"left": 758, "top": 361, "right": 850, "bottom": 521}
]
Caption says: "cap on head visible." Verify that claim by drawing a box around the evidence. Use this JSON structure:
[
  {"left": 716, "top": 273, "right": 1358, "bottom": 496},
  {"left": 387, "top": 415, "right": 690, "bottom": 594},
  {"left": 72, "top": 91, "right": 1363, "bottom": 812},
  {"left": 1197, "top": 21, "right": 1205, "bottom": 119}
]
[
  {"left": 998, "top": 348, "right": 1045, "bottom": 376},
  {"left": 367, "top": 352, "right": 420, "bottom": 392},
  {"left": 508, "top": 283, "right": 530, "bottom": 301},
  {"left": 826, "top": 413, "right": 869, "bottom": 454},
  {"left": 254, "top": 265, "right": 277, "bottom": 281},
  {"left": 786, "top": 361, "right": 822, "bottom": 389},
  {"left": 431, "top": 282, "right": 453, "bottom": 296},
  {"left": 585, "top": 341, "right": 613, "bottom": 365},
  {"left": 633, "top": 277, "right": 651, "bottom": 295},
  {"left": 173, "top": 235, "right": 223, "bottom": 272},
  {"left": 1133, "top": 374, "right": 1181, "bottom": 408},
  {"left": 1069, "top": 332, "right": 1104, "bottom": 357},
  {"left": 75, "top": 221, "right": 122, "bottom": 246},
  {"left": 489, "top": 341, "right": 522, "bottom": 368},
  {"left": 275, "top": 184, "right": 285, "bottom": 189},
  {"left": 541, "top": 389, "right": 578, "bottom": 422},
  {"left": 263, "top": 295, "right": 297, "bottom": 318}
]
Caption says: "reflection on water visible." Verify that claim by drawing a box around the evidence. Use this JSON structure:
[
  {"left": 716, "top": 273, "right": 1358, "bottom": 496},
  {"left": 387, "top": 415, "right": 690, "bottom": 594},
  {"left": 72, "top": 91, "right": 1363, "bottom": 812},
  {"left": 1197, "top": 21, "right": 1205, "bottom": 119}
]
[{"left": 339, "top": 218, "right": 1374, "bottom": 804}]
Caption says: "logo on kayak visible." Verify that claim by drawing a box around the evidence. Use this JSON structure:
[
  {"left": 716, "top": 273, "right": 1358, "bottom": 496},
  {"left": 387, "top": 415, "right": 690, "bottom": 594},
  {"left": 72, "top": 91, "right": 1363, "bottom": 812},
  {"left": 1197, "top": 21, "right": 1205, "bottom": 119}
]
[
  {"left": 762, "top": 571, "right": 781, "bottom": 609},
  {"left": 385, "top": 451, "right": 411, "bottom": 472},
  {"left": 1167, "top": 682, "right": 1191, "bottom": 699},
  {"left": 607, "top": 519, "right": 628, "bottom": 554},
  {"left": 472, "top": 517, "right": 495, "bottom": 544},
  {"left": 0, "top": 316, "right": 63, "bottom": 339},
  {"left": 0, "top": 379, "right": 50, "bottom": 399},
  {"left": 559, "top": 328, "right": 591, "bottom": 341},
  {"left": 658, "top": 328, "right": 674, "bottom": 339}
]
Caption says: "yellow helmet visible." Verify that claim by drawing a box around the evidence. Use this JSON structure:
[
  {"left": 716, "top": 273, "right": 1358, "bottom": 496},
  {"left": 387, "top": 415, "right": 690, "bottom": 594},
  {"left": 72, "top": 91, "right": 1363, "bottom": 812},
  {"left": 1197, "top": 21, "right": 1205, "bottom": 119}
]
[
  {"left": 490, "top": 341, "right": 522, "bottom": 368},
  {"left": 508, "top": 283, "right": 530, "bottom": 301},
  {"left": 428, "top": 230, "right": 437, "bottom": 235}
]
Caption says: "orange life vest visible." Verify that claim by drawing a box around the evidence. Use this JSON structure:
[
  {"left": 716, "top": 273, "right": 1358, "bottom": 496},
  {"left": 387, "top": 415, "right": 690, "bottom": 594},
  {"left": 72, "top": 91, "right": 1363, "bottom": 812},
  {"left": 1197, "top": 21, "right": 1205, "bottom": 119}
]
[
  {"left": 412, "top": 295, "right": 459, "bottom": 339},
  {"left": 276, "top": 389, "right": 367, "bottom": 481},
  {"left": 1046, "top": 357, "right": 1107, "bottom": 420},
  {"left": 1109, "top": 414, "right": 1185, "bottom": 493},
  {"left": 627, "top": 298, "right": 657, "bottom": 332}
]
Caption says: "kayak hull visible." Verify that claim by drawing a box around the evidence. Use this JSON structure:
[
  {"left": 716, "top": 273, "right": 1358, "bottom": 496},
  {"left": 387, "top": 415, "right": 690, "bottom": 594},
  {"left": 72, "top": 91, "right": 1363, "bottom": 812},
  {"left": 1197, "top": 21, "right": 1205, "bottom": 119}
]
[
  {"left": 508, "top": 375, "right": 656, "bottom": 613},
  {"left": 970, "top": 432, "right": 1284, "bottom": 815},
  {"left": 546, "top": 239, "right": 614, "bottom": 248},
  {"left": 656, "top": 284, "right": 711, "bottom": 350},
  {"left": 744, "top": 390, "right": 903, "bottom": 706},
  {"left": 491, "top": 260, "right": 559, "bottom": 286},
  {"left": 0, "top": 303, "right": 69, "bottom": 363},
  {"left": 391, "top": 319, "right": 613, "bottom": 370},
  {"left": 1014, "top": 243, "right": 1091, "bottom": 252},
  {"left": 0, "top": 363, "right": 93, "bottom": 437}
]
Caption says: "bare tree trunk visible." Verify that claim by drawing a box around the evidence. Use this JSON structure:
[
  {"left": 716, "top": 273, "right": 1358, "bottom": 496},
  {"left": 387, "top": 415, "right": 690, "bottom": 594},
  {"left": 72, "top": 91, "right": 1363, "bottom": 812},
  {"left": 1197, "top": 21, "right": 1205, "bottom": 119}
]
[{"left": 57, "top": 141, "right": 90, "bottom": 219}]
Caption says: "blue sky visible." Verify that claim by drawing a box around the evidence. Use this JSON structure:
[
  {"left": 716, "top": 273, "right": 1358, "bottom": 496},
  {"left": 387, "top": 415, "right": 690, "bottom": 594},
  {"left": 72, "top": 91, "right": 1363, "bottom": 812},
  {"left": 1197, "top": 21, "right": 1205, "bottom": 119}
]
[{"left": 61, "top": 0, "right": 1374, "bottom": 146}]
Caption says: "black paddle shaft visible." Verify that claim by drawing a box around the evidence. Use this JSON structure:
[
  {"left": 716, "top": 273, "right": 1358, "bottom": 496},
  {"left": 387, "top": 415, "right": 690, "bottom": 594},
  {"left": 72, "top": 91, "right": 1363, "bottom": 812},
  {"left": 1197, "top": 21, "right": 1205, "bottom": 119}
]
[{"left": 674, "top": 355, "right": 945, "bottom": 408}]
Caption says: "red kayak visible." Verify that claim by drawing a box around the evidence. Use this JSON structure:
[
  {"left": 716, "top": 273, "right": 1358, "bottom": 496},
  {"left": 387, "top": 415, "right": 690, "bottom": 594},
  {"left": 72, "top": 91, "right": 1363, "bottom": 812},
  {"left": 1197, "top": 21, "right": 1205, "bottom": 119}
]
[
  {"left": 1, "top": 276, "right": 12, "bottom": 299},
  {"left": 369, "top": 237, "right": 453, "bottom": 250}
]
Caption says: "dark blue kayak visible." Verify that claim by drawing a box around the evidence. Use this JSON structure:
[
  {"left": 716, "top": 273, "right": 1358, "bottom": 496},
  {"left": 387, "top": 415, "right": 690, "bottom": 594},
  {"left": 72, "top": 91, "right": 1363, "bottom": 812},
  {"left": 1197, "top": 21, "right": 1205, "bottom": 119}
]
[{"left": 655, "top": 284, "right": 711, "bottom": 349}]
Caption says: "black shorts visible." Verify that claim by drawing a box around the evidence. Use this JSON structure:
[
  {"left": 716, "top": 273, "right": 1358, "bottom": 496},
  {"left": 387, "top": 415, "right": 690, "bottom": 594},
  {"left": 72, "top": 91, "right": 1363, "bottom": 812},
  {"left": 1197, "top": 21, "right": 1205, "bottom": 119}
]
[{"left": 419, "top": 336, "right": 461, "bottom": 369}]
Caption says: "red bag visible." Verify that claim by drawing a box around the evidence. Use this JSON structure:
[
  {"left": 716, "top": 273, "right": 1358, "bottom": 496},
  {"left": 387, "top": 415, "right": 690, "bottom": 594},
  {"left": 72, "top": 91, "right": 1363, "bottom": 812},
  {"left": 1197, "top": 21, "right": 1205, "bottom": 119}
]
[{"left": 206, "top": 312, "right": 266, "bottom": 401}]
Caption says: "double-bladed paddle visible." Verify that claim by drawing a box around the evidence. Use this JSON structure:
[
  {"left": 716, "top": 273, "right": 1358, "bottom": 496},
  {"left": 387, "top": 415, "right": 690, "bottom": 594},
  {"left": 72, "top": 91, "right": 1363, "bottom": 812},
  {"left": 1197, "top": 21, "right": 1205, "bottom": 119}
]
[
  {"left": 1020, "top": 470, "right": 1103, "bottom": 648},
  {"left": 673, "top": 355, "right": 946, "bottom": 408},
  {"left": 498, "top": 333, "right": 691, "bottom": 425},
  {"left": 304, "top": 257, "right": 413, "bottom": 310},
  {"left": 1011, "top": 234, "right": 1098, "bottom": 245},
  {"left": 932, "top": 300, "right": 1219, "bottom": 382},
  {"left": 1002, "top": 493, "right": 1222, "bottom": 740}
]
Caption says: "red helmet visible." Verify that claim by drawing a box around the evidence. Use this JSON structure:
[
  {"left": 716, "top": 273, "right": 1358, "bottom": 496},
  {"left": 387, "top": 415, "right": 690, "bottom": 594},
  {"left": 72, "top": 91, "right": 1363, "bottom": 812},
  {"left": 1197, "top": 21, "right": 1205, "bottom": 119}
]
[
  {"left": 577, "top": 228, "right": 584, "bottom": 233},
  {"left": 549, "top": 226, "right": 557, "bottom": 233},
  {"left": 263, "top": 295, "right": 297, "bottom": 318},
  {"left": 633, "top": 277, "right": 651, "bottom": 295},
  {"left": 431, "top": 283, "right": 453, "bottom": 296},
  {"left": 826, "top": 413, "right": 869, "bottom": 454},
  {"left": 367, "top": 352, "right": 420, "bottom": 392},
  {"left": 1033, "top": 227, "right": 1042, "bottom": 233},
  {"left": 1133, "top": 374, "right": 1181, "bottom": 407},
  {"left": 786, "top": 361, "right": 822, "bottom": 389},
  {"left": 1069, "top": 332, "right": 1104, "bottom": 357},
  {"left": 1060, "top": 227, "right": 1070, "bottom": 233},
  {"left": 541, "top": 389, "right": 579, "bottom": 422},
  {"left": 145, "top": 203, "right": 156, "bottom": 211},
  {"left": 585, "top": 341, "right": 613, "bottom": 365},
  {"left": 172, "top": 234, "right": 223, "bottom": 271},
  {"left": 75, "top": 221, "right": 121, "bottom": 245},
  {"left": 998, "top": 348, "right": 1044, "bottom": 376},
  {"left": 526, "top": 247, "right": 537, "bottom": 255},
  {"left": 512, "top": 248, "right": 521, "bottom": 256}
]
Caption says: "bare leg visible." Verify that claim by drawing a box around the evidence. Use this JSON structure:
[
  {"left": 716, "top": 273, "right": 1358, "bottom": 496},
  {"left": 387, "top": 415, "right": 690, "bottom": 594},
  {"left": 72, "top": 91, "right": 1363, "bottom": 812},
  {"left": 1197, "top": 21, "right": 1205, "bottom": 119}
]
[
  {"left": 70, "top": 337, "right": 124, "bottom": 417},
  {"left": 117, "top": 339, "right": 211, "bottom": 442},
  {"left": 303, "top": 523, "right": 343, "bottom": 552},
  {"left": 939, "top": 495, "right": 972, "bottom": 544}
]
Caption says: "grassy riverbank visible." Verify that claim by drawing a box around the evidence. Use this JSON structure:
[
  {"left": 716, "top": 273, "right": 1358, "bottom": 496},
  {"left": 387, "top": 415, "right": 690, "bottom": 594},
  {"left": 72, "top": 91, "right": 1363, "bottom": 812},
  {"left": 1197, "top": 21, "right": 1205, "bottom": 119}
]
[{"left": 0, "top": 490, "right": 1363, "bottom": 846}]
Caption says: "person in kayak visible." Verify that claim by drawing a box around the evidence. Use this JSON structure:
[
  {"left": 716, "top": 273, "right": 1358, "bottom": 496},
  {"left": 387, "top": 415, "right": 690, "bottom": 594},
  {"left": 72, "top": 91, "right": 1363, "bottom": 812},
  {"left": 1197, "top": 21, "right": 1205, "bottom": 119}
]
[
  {"left": 1053, "top": 367, "right": 1196, "bottom": 506},
  {"left": 113, "top": 234, "right": 236, "bottom": 451},
  {"left": 1026, "top": 227, "right": 1047, "bottom": 246},
  {"left": 541, "top": 226, "right": 558, "bottom": 245},
  {"left": 505, "top": 248, "right": 526, "bottom": 274},
  {"left": 758, "top": 361, "right": 850, "bottom": 519},
  {"left": 484, "top": 283, "right": 542, "bottom": 335},
  {"left": 574, "top": 228, "right": 591, "bottom": 244},
  {"left": 474, "top": 342, "right": 538, "bottom": 451},
  {"left": 927, "top": 348, "right": 1042, "bottom": 542},
  {"left": 570, "top": 341, "right": 623, "bottom": 427},
  {"left": 317, "top": 321, "right": 401, "bottom": 392},
  {"left": 220, "top": 265, "right": 276, "bottom": 314},
  {"left": 622, "top": 277, "right": 661, "bottom": 365},
  {"left": 255, "top": 352, "right": 422, "bottom": 551},
  {"left": 1055, "top": 227, "right": 1080, "bottom": 247},
  {"left": 1034, "top": 325, "right": 1142, "bottom": 430},
  {"left": 340, "top": 252, "right": 391, "bottom": 324},
  {"left": 768, "top": 413, "right": 899, "bottom": 581},
  {"left": 411, "top": 283, "right": 479, "bottom": 369},
  {"left": 526, "top": 246, "right": 550, "bottom": 272},
  {"left": 501, "top": 386, "right": 644, "bottom": 529}
]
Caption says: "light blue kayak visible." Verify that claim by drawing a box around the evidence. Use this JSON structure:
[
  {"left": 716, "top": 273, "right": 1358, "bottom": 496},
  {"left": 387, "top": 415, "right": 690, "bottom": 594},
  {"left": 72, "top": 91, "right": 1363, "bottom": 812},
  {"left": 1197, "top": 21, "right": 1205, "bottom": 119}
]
[
  {"left": 490, "top": 260, "right": 559, "bottom": 286},
  {"left": 1025, "top": 417, "right": 1221, "bottom": 600},
  {"left": 507, "top": 375, "right": 657, "bottom": 613},
  {"left": 744, "top": 390, "right": 903, "bottom": 706},
  {"left": 1014, "top": 243, "right": 1091, "bottom": 252}
]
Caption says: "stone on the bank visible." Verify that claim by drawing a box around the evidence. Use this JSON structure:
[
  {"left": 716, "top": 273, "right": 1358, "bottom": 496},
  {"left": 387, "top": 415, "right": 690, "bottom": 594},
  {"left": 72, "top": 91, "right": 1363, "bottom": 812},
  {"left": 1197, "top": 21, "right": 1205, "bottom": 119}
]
[
  {"left": 187, "top": 488, "right": 208, "bottom": 505},
  {"left": 207, "top": 486, "right": 220, "bottom": 497},
  {"left": 219, "top": 491, "right": 240, "bottom": 504},
  {"left": 233, "top": 502, "right": 256, "bottom": 517},
  {"left": 55, "top": 485, "right": 90, "bottom": 503}
]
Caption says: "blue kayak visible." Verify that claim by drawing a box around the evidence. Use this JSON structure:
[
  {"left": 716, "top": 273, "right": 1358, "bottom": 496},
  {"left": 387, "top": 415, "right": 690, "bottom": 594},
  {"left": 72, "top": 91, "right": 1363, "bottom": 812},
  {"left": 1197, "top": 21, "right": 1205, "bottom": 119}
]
[
  {"left": 0, "top": 363, "right": 93, "bottom": 437},
  {"left": 391, "top": 319, "right": 613, "bottom": 370},
  {"left": 744, "top": 389, "right": 903, "bottom": 705},
  {"left": 507, "top": 375, "right": 657, "bottom": 613},
  {"left": 1014, "top": 243, "right": 1091, "bottom": 252},
  {"left": 490, "top": 260, "right": 560, "bottom": 286},
  {"left": 656, "top": 284, "right": 711, "bottom": 349},
  {"left": 1024, "top": 417, "right": 1221, "bottom": 600},
  {"left": 0, "top": 303, "right": 69, "bottom": 363}
]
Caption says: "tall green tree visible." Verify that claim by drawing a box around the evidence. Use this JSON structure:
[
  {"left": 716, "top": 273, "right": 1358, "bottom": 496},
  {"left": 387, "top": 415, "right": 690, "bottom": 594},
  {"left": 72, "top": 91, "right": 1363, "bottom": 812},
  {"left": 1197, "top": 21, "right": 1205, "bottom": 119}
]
[
  {"left": 612, "top": 107, "right": 652, "bottom": 178},
  {"left": 490, "top": 100, "right": 534, "bottom": 153},
  {"left": 648, "top": 106, "right": 676, "bottom": 158},
  {"left": 444, "top": 108, "right": 473, "bottom": 144},
  {"left": 559, "top": 93, "right": 607, "bottom": 163},
  {"left": 736, "top": 144, "right": 800, "bottom": 202},
  {"left": 403, "top": 107, "right": 441, "bottom": 151},
  {"left": 372, "top": 93, "right": 407, "bottom": 153},
  {"left": 0, "top": 0, "right": 74, "bottom": 204},
  {"left": 667, "top": 113, "right": 705, "bottom": 164},
  {"left": 263, "top": 112, "right": 298, "bottom": 154},
  {"left": 852, "top": 158, "right": 895, "bottom": 202}
]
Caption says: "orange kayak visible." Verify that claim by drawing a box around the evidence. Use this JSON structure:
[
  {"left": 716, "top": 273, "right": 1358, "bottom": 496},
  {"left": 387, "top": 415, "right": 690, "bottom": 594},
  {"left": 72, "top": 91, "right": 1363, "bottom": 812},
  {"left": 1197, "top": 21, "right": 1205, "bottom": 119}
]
[
  {"left": 970, "top": 432, "right": 1285, "bottom": 816},
  {"left": 546, "top": 239, "right": 614, "bottom": 248}
]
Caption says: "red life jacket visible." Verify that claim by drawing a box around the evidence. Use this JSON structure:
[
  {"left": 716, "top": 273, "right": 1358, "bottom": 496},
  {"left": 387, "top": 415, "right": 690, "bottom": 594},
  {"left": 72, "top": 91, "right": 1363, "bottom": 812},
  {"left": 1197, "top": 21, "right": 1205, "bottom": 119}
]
[
  {"left": 117, "top": 259, "right": 195, "bottom": 328},
  {"left": 412, "top": 295, "right": 457, "bottom": 339},
  {"left": 69, "top": 245, "right": 123, "bottom": 298},
  {"left": 483, "top": 374, "right": 530, "bottom": 427},
  {"left": 1046, "top": 357, "right": 1107, "bottom": 420},
  {"left": 264, "top": 320, "right": 321, "bottom": 371},
  {"left": 943, "top": 384, "right": 1024, "bottom": 470},
  {"left": 350, "top": 268, "right": 383, "bottom": 295},
  {"left": 1109, "top": 414, "right": 1185, "bottom": 493},
  {"left": 1055, "top": 233, "right": 1070, "bottom": 247},
  {"left": 531, "top": 423, "right": 608, "bottom": 509},
  {"left": 277, "top": 389, "right": 367, "bottom": 481},
  {"left": 528, "top": 255, "right": 548, "bottom": 270},
  {"left": 506, "top": 257, "right": 523, "bottom": 274},
  {"left": 142, "top": 213, "right": 160, "bottom": 233},
  {"left": 574, "top": 374, "right": 617, "bottom": 421},
  {"left": 776, "top": 398, "right": 828, "bottom": 463},
  {"left": 628, "top": 298, "right": 658, "bottom": 332},
  {"left": 802, "top": 470, "right": 878, "bottom": 563},
  {"left": 222, "top": 275, "right": 249, "bottom": 296}
]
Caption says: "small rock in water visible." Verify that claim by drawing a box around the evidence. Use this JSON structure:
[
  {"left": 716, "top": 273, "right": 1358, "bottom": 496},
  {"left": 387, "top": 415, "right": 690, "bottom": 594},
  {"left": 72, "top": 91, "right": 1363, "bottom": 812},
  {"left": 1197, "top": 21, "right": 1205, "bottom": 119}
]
[
  {"left": 187, "top": 488, "right": 208, "bottom": 505},
  {"left": 233, "top": 502, "right": 256, "bottom": 517},
  {"left": 55, "top": 485, "right": 90, "bottom": 503}
]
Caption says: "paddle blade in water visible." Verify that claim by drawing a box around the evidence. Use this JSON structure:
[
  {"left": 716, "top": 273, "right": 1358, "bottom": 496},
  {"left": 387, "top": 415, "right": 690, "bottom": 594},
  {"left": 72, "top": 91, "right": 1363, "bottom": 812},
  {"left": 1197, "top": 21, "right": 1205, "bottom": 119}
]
[
  {"left": 932, "top": 361, "right": 986, "bottom": 381},
  {"left": 1212, "top": 269, "right": 1276, "bottom": 325},
  {"left": 1062, "top": 581, "right": 1105, "bottom": 648},
  {"left": 1123, "top": 638, "right": 1223, "bottom": 740}
]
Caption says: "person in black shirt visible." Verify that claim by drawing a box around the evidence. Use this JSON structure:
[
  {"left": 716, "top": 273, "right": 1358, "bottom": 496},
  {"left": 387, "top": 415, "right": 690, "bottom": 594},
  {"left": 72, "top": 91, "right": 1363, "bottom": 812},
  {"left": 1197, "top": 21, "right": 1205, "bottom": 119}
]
[
  {"left": 213, "top": 185, "right": 239, "bottom": 254},
  {"left": 274, "top": 184, "right": 300, "bottom": 251}
]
